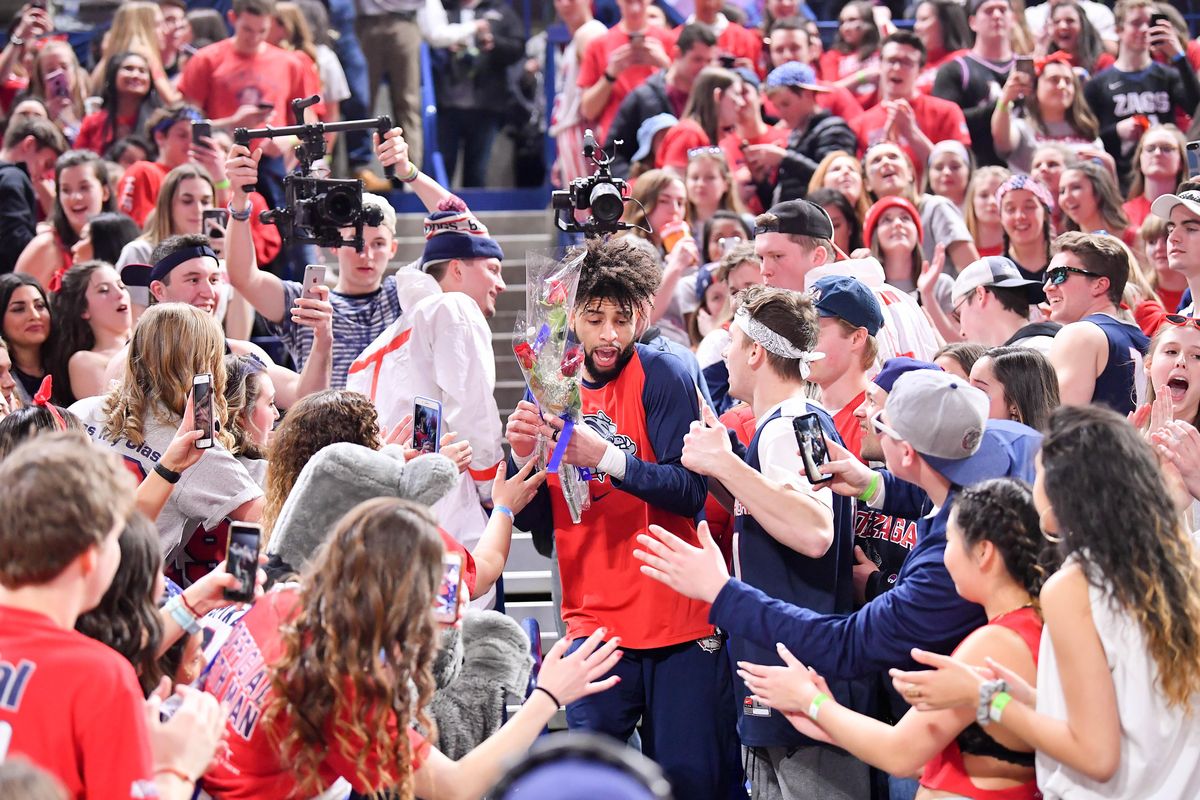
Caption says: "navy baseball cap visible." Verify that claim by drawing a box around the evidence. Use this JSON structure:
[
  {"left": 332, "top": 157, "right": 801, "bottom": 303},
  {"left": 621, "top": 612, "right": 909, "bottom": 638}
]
[
  {"left": 810, "top": 275, "right": 884, "bottom": 336},
  {"left": 872, "top": 357, "right": 942, "bottom": 393}
]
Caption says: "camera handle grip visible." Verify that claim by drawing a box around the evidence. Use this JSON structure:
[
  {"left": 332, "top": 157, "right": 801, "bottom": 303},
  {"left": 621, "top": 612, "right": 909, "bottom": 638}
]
[
  {"left": 376, "top": 115, "right": 396, "bottom": 181},
  {"left": 232, "top": 127, "right": 257, "bottom": 195}
]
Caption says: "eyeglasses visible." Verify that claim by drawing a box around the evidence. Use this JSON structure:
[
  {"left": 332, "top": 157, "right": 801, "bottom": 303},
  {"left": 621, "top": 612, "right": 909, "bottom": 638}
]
[
  {"left": 1143, "top": 143, "right": 1179, "bottom": 155},
  {"left": 1165, "top": 315, "right": 1200, "bottom": 330},
  {"left": 882, "top": 56, "right": 919, "bottom": 68},
  {"left": 869, "top": 409, "right": 904, "bottom": 441},
  {"left": 1043, "top": 265, "right": 1101, "bottom": 286},
  {"left": 951, "top": 293, "right": 971, "bottom": 321},
  {"left": 688, "top": 146, "right": 724, "bottom": 160}
]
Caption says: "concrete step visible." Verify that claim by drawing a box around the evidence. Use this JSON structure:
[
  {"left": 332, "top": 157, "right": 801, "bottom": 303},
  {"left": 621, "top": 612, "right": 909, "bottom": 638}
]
[{"left": 503, "top": 600, "right": 561, "bottom": 644}]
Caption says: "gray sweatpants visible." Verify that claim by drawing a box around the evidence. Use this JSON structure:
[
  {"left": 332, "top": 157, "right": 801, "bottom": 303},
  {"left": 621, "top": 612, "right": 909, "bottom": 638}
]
[{"left": 744, "top": 744, "right": 871, "bottom": 800}]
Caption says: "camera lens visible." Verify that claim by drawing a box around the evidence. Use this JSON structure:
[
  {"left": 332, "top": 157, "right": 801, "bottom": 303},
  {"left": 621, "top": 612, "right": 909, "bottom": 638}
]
[
  {"left": 589, "top": 182, "right": 624, "bottom": 225},
  {"left": 318, "top": 184, "right": 360, "bottom": 227}
]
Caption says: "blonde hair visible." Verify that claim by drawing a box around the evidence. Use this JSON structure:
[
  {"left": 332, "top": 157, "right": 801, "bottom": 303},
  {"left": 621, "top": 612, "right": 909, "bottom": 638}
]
[
  {"left": 142, "top": 164, "right": 215, "bottom": 244},
  {"left": 101, "top": 304, "right": 232, "bottom": 448},
  {"left": 29, "top": 41, "right": 88, "bottom": 122},
  {"left": 965, "top": 166, "right": 1013, "bottom": 242},
  {"left": 93, "top": 2, "right": 167, "bottom": 94},
  {"left": 1127, "top": 124, "right": 1187, "bottom": 202}
]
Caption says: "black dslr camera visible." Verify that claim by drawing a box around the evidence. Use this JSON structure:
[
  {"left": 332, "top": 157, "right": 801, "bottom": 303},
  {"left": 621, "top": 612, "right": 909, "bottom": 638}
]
[
  {"left": 551, "top": 130, "right": 631, "bottom": 237},
  {"left": 233, "top": 96, "right": 394, "bottom": 250}
]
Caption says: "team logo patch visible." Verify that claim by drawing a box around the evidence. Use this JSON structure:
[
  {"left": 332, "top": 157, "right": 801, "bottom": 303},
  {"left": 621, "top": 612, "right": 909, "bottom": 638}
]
[
  {"left": 696, "top": 634, "right": 724, "bottom": 654},
  {"left": 961, "top": 427, "right": 982, "bottom": 453},
  {"left": 584, "top": 410, "right": 637, "bottom": 483}
]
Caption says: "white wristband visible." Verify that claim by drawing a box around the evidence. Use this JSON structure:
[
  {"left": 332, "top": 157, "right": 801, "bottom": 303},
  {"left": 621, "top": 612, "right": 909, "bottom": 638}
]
[{"left": 597, "top": 442, "right": 627, "bottom": 481}]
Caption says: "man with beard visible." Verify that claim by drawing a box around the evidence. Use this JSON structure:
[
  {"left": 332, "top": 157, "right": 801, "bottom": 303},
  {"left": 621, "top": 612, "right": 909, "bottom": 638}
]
[{"left": 504, "top": 237, "right": 742, "bottom": 799}]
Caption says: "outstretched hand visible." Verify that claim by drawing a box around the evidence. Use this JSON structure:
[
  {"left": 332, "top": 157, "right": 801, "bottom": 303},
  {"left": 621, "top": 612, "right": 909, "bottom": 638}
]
[
  {"left": 634, "top": 520, "right": 729, "bottom": 603},
  {"left": 888, "top": 647, "right": 992, "bottom": 712},
  {"left": 817, "top": 437, "right": 876, "bottom": 498},
  {"left": 535, "top": 628, "right": 623, "bottom": 706}
]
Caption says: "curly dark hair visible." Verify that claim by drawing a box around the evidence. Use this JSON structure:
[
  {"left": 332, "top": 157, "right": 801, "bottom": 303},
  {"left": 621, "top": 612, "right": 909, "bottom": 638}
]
[
  {"left": 1040, "top": 405, "right": 1200, "bottom": 709},
  {"left": 951, "top": 478, "right": 1054, "bottom": 601},
  {"left": 74, "top": 512, "right": 165, "bottom": 697},
  {"left": 266, "top": 498, "right": 442, "bottom": 797},
  {"left": 574, "top": 237, "right": 662, "bottom": 317},
  {"left": 261, "top": 389, "right": 382, "bottom": 540}
]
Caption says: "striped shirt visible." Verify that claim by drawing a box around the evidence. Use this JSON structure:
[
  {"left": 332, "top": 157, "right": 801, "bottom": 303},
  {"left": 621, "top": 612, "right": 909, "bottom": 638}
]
[{"left": 266, "top": 275, "right": 402, "bottom": 389}]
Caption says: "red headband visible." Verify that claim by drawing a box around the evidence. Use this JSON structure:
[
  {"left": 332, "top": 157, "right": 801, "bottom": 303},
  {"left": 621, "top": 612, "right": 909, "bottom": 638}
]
[
  {"left": 1034, "top": 51, "right": 1073, "bottom": 77},
  {"left": 32, "top": 376, "right": 66, "bottom": 431}
]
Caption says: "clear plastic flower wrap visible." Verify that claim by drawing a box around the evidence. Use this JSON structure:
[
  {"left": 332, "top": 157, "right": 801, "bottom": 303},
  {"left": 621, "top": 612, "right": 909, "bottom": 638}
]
[{"left": 512, "top": 249, "right": 591, "bottom": 523}]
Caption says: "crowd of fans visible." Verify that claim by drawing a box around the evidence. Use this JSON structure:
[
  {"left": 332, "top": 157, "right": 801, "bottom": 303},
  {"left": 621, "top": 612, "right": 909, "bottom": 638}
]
[{"left": 2, "top": 0, "right": 1200, "bottom": 798}]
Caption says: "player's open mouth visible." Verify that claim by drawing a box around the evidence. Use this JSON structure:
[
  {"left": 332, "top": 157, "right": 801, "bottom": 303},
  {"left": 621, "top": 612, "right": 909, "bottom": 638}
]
[{"left": 592, "top": 347, "right": 619, "bottom": 367}]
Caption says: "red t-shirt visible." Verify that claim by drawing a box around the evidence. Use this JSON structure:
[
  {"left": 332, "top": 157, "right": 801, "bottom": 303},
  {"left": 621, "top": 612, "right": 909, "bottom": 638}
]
[
  {"left": 656, "top": 118, "right": 709, "bottom": 170},
  {"left": 668, "top": 20, "right": 762, "bottom": 69},
  {"left": 818, "top": 49, "right": 880, "bottom": 109},
  {"left": 117, "top": 160, "right": 171, "bottom": 226},
  {"left": 577, "top": 26, "right": 676, "bottom": 142},
  {"left": 831, "top": 390, "right": 866, "bottom": 460},
  {"left": 718, "top": 125, "right": 789, "bottom": 214},
  {"left": 0, "top": 605, "right": 157, "bottom": 799},
  {"left": 850, "top": 92, "right": 970, "bottom": 178},
  {"left": 202, "top": 589, "right": 431, "bottom": 799},
  {"left": 178, "top": 39, "right": 325, "bottom": 148},
  {"left": 916, "top": 49, "right": 968, "bottom": 95},
  {"left": 1123, "top": 195, "right": 1151, "bottom": 229}
]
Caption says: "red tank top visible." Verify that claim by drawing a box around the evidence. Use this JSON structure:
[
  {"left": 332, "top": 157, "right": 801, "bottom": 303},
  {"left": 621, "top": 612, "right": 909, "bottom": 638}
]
[{"left": 919, "top": 606, "right": 1043, "bottom": 800}]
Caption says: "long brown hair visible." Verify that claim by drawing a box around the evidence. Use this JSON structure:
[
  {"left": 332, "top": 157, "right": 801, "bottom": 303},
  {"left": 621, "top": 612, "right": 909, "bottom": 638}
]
[
  {"left": 1023, "top": 60, "right": 1100, "bottom": 142},
  {"left": 681, "top": 67, "right": 739, "bottom": 145},
  {"left": 266, "top": 498, "right": 443, "bottom": 798},
  {"left": 101, "top": 303, "right": 231, "bottom": 448},
  {"left": 142, "top": 164, "right": 214, "bottom": 244},
  {"left": 261, "top": 389, "right": 381, "bottom": 539},
  {"left": 1059, "top": 161, "right": 1130, "bottom": 235},
  {"left": 1126, "top": 124, "right": 1187, "bottom": 202},
  {"left": 620, "top": 169, "right": 684, "bottom": 243}
]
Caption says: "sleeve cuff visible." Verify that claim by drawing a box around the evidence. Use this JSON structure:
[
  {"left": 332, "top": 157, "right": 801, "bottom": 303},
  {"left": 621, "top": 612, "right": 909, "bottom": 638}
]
[{"left": 597, "top": 442, "right": 628, "bottom": 481}]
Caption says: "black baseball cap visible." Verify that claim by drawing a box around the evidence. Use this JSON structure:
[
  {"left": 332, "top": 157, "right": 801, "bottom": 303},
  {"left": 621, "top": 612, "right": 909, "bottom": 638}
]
[{"left": 755, "top": 200, "right": 835, "bottom": 240}]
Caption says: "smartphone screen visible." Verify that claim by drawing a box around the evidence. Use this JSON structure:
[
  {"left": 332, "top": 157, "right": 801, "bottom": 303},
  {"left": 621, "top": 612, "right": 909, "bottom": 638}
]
[
  {"left": 191, "top": 120, "right": 212, "bottom": 147},
  {"left": 1014, "top": 56, "right": 1035, "bottom": 78},
  {"left": 223, "top": 522, "right": 261, "bottom": 603},
  {"left": 202, "top": 208, "right": 228, "bottom": 236},
  {"left": 413, "top": 396, "right": 442, "bottom": 454},
  {"left": 193, "top": 374, "right": 214, "bottom": 449},
  {"left": 46, "top": 68, "right": 69, "bottom": 100},
  {"left": 433, "top": 554, "right": 464, "bottom": 624},
  {"left": 302, "top": 264, "right": 326, "bottom": 298},
  {"left": 1150, "top": 13, "right": 1168, "bottom": 28},
  {"left": 792, "top": 412, "right": 833, "bottom": 484}
]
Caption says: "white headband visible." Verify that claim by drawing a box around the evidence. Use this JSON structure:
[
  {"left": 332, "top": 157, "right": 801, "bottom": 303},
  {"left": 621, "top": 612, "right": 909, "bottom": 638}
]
[{"left": 733, "top": 307, "right": 825, "bottom": 379}]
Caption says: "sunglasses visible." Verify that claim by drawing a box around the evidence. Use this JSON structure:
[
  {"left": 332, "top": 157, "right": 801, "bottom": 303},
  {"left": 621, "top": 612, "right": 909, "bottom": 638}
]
[
  {"left": 869, "top": 409, "right": 904, "bottom": 441},
  {"left": 1043, "top": 265, "right": 1101, "bottom": 286},
  {"left": 1165, "top": 315, "right": 1200, "bottom": 330}
]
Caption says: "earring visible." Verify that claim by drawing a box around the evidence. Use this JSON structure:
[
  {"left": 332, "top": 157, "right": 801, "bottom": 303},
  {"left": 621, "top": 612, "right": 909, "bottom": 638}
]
[
  {"left": 1009, "top": 406, "right": 1020, "bottom": 421},
  {"left": 1039, "top": 508, "right": 1062, "bottom": 543}
]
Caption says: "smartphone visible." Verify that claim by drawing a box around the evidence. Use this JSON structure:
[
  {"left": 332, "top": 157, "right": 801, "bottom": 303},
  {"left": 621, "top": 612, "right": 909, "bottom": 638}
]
[
  {"left": 302, "top": 264, "right": 326, "bottom": 298},
  {"left": 413, "top": 396, "right": 443, "bottom": 455},
  {"left": 433, "top": 553, "right": 464, "bottom": 624},
  {"left": 629, "top": 31, "right": 644, "bottom": 46},
  {"left": 793, "top": 412, "right": 833, "bottom": 485},
  {"left": 46, "top": 67, "right": 69, "bottom": 100},
  {"left": 255, "top": 101, "right": 275, "bottom": 112},
  {"left": 192, "top": 373, "right": 214, "bottom": 449},
  {"left": 719, "top": 54, "right": 736, "bottom": 69},
  {"left": 191, "top": 120, "right": 212, "bottom": 147},
  {"left": 222, "top": 521, "right": 261, "bottom": 603},
  {"left": 202, "top": 208, "right": 228, "bottom": 238},
  {"left": 1150, "top": 13, "right": 1168, "bottom": 28},
  {"left": 719, "top": 236, "right": 743, "bottom": 255},
  {"left": 1013, "top": 55, "right": 1035, "bottom": 79}
]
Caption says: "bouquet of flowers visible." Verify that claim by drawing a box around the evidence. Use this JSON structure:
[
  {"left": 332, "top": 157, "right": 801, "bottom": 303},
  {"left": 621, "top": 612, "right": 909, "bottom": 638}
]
[{"left": 512, "top": 249, "right": 591, "bottom": 523}]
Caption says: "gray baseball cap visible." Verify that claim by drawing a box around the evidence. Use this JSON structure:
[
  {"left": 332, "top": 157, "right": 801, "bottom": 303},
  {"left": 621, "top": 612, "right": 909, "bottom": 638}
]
[
  {"left": 951, "top": 256, "right": 1041, "bottom": 304},
  {"left": 885, "top": 370, "right": 990, "bottom": 483}
]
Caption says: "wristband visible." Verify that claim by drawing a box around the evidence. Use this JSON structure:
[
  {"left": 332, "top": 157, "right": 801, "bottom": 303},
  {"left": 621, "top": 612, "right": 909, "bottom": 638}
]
[
  {"left": 857, "top": 472, "right": 881, "bottom": 504},
  {"left": 855, "top": 69, "right": 867, "bottom": 86},
  {"left": 213, "top": 178, "right": 231, "bottom": 190},
  {"left": 154, "top": 461, "right": 181, "bottom": 484},
  {"left": 807, "top": 692, "right": 831, "bottom": 720},
  {"left": 178, "top": 592, "right": 202, "bottom": 619},
  {"left": 603, "top": 71, "right": 617, "bottom": 83},
  {"left": 228, "top": 200, "right": 253, "bottom": 222},
  {"left": 398, "top": 162, "right": 419, "bottom": 183},
  {"left": 977, "top": 678, "right": 1007, "bottom": 726},
  {"left": 163, "top": 594, "right": 201, "bottom": 635},
  {"left": 532, "top": 685, "right": 562, "bottom": 707},
  {"left": 7, "top": 36, "right": 24, "bottom": 48},
  {"left": 989, "top": 691, "right": 1013, "bottom": 724},
  {"left": 154, "top": 766, "right": 193, "bottom": 784},
  {"left": 493, "top": 504, "right": 515, "bottom": 521}
]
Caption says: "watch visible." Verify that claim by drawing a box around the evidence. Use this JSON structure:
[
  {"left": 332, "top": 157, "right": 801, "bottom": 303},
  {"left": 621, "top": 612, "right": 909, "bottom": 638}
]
[{"left": 603, "top": 71, "right": 617, "bottom": 83}]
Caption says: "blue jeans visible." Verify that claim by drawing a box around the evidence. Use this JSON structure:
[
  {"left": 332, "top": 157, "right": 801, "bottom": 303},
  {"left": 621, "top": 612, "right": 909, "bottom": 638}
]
[
  {"left": 437, "top": 107, "right": 502, "bottom": 188},
  {"left": 889, "top": 774, "right": 920, "bottom": 800},
  {"left": 326, "top": 0, "right": 374, "bottom": 167}
]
